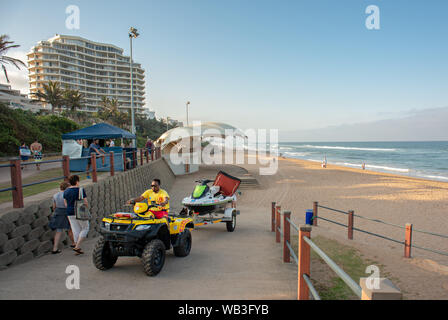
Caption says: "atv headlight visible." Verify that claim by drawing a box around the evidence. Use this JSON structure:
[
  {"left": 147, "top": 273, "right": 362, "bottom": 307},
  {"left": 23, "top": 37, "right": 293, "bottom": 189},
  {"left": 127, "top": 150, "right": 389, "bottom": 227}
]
[
  {"left": 104, "top": 222, "right": 110, "bottom": 230},
  {"left": 135, "top": 225, "right": 152, "bottom": 231}
]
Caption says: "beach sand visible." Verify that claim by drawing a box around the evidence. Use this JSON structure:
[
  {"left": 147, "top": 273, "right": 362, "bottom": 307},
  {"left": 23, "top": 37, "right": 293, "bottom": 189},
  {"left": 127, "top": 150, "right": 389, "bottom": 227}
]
[{"left": 230, "top": 152, "right": 448, "bottom": 299}]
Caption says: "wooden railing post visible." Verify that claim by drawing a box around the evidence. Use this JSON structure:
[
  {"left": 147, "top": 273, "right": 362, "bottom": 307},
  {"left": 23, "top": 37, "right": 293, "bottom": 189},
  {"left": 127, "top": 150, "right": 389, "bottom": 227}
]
[
  {"left": 404, "top": 223, "right": 413, "bottom": 258},
  {"left": 10, "top": 159, "right": 24, "bottom": 208},
  {"left": 360, "top": 278, "right": 402, "bottom": 300},
  {"left": 133, "top": 150, "right": 137, "bottom": 168},
  {"left": 140, "top": 148, "right": 143, "bottom": 166},
  {"left": 123, "top": 151, "right": 127, "bottom": 172},
  {"left": 271, "top": 202, "right": 276, "bottom": 232},
  {"left": 283, "top": 211, "right": 291, "bottom": 263},
  {"left": 313, "top": 201, "right": 318, "bottom": 226},
  {"left": 348, "top": 210, "right": 354, "bottom": 240},
  {"left": 298, "top": 225, "right": 312, "bottom": 300},
  {"left": 275, "top": 205, "right": 281, "bottom": 243},
  {"left": 91, "top": 153, "right": 97, "bottom": 183},
  {"left": 109, "top": 151, "right": 115, "bottom": 176},
  {"left": 151, "top": 149, "right": 154, "bottom": 161},
  {"left": 62, "top": 155, "right": 70, "bottom": 181},
  {"left": 145, "top": 148, "right": 149, "bottom": 163}
]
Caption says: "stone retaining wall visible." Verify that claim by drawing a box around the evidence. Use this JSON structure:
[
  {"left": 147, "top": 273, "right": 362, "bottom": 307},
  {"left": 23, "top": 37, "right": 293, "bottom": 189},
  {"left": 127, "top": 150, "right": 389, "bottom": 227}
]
[{"left": 0, "top": 158, "right": 175, "bottom": 270}]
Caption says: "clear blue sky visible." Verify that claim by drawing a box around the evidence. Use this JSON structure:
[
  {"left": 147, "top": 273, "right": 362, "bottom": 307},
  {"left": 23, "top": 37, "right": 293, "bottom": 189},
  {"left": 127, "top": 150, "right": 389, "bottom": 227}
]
[{"left": 2, "top": 0, "right": 448, "bottom": 138}]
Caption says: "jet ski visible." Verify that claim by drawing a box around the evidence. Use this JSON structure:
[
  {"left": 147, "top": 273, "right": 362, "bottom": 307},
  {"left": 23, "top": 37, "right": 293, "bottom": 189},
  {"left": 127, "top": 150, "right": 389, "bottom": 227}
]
[{"left": 181, "top": 171, "right": 241, "bottom": 215}]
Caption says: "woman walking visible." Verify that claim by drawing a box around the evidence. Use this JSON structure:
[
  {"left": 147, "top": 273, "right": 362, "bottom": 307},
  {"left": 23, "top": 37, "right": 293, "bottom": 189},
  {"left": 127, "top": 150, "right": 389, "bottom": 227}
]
[
  {"left": 49, "top": 182, "right": 72, "bottom": 254},
  {"left": 64, "top": 175, "right": 89, "bottom": 255}
]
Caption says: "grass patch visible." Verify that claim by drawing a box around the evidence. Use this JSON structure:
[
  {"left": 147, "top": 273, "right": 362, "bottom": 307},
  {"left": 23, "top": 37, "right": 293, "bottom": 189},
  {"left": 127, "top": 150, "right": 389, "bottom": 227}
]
[
  {"left": 291, "top": 234, "right": 390, "bottom": 300},
  {"left": 0, "top": 168, "right": 107, "bottom": 204}
]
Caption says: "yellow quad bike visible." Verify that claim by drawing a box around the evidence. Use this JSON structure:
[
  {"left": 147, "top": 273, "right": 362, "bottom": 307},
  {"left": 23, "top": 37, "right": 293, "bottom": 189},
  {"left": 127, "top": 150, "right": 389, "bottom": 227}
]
[{"left": 92, "top": 200, "right": 194, "bottom": 276}]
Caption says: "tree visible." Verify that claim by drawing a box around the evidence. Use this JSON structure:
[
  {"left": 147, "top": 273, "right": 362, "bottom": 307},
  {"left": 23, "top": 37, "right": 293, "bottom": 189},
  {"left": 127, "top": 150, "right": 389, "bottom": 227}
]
[
  {"left": 0, "top": 35, "right": 26, "bottom": 83},
  {"left": 32, "top": 80, "right": 64, "bottom": 113},
  {"left": 63, "top": 88, "right": 85, "bottom": 112}
]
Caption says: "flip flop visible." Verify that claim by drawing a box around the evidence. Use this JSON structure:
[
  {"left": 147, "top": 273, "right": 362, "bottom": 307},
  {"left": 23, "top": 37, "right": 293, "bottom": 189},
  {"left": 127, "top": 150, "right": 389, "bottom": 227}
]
[
  {"left": 73, "top": 248, "right": 84, "bottom": 255},
  {"left": 51, "top": 250, "right": 62, "bottom": 254}
]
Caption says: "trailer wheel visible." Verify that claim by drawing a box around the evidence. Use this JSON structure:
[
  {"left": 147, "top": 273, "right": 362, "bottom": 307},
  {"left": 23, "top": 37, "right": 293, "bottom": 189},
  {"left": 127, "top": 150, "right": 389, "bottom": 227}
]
[
  {"left": 226, "top": 214, "right": 236, "bottom": 232},
  {"left": 173, "top": 229, "right": 192, "bottom": 257},
  {"left": 92, "top": 237, "right": 118, "bottom": 270},
  {"left": 142, "top": 239, "right": 166, "bottom": 276}
]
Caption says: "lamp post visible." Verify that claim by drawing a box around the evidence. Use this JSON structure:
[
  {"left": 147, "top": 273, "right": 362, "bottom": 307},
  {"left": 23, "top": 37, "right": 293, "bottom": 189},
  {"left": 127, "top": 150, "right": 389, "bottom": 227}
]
[
  {"left": 166, "top": 116, "right": 169, "bottom": 131},
  {"left": 129, "top": 27, "right": 139, "bottom": 148},
  {"left": 186, "top": 101, "right": 190, "bottom": 126}
]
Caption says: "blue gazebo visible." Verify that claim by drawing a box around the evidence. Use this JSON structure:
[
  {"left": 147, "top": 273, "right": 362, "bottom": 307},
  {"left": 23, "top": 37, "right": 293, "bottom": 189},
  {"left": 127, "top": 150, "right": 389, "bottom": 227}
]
[{"left": 62, "top": 123, "right": 136, "bottom": 172}]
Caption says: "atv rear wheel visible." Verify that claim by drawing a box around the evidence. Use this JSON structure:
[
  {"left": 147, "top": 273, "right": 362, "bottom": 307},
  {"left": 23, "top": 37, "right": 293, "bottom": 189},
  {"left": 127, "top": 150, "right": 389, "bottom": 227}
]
[
  {"left": 92, "top": 237, "right": 118, "bottom": 270},
  {"left": 142, "top": 239, "right": 166, "bottom": 276},
  {"left": 173, "top": 229, "right": 192, "bottom": 257},
  {"left": 226, "top": 214, "right": 236, "bottom": 232}
]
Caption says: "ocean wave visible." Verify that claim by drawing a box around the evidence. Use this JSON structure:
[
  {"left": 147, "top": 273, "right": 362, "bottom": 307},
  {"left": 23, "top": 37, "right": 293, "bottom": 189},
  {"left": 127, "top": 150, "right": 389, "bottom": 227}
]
[
  {"left": 283, "top": 151, "right": 310, "bottom": 157},
  {"left": 364, "top": 164, "right": 409, "bottom": 173},
  {"left": 415, "top": 174, "right": 448, "bottom": 181},
  {"left": 294, "top": 145, "right": 397, "bottom": 152}
]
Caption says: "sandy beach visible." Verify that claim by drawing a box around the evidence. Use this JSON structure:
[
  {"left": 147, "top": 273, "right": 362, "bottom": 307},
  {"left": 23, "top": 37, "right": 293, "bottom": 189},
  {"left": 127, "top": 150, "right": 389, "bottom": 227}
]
[{"left": 233, "top": 153, "right": 448, "bottom": 299}]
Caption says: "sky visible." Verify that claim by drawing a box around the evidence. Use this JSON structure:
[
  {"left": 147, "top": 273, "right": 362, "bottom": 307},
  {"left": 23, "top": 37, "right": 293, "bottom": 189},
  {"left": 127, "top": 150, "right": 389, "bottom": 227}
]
[{"left": 2, "top": 0, "right": 448, "bottom": 141}]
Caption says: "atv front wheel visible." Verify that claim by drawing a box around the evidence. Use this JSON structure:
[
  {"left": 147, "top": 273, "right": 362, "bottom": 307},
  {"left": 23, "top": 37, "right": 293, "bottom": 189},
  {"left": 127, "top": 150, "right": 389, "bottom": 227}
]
[
  {"left": 226, "top": 214, "right": 236, "bottom": 232},
  {"left": 92, "top": 237, "right": 118, "bottom": 270},
  {"left": 173, "top": 229, "right": 192, "bottom": 257},
  {"left": 142, "top": 239, "right": 166, "bottom": 276}
]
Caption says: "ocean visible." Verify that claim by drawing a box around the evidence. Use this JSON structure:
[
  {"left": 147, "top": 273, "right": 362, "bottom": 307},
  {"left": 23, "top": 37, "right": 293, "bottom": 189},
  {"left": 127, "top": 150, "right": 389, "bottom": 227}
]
[{"left": 277, "top": 141, "right": 448, "bottom": 182}]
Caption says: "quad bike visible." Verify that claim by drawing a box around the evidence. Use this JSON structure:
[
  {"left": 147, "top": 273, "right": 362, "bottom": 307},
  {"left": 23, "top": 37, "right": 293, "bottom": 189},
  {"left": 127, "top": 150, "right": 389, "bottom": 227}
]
[{"left": 93, "top": 200, "right": 194, "bottom": 276}]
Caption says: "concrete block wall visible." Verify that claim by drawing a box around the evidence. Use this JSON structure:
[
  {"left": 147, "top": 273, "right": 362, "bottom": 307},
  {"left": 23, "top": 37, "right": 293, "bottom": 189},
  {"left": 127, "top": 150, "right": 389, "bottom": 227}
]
[{"left": 0, "top": 158, "right": 175, "bottom": 270}]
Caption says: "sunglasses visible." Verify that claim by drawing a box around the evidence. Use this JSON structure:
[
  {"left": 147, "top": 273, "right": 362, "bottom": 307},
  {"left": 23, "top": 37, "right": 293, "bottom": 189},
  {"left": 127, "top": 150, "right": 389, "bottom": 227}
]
[{"left": 151, "top": 185, "right": 158, "bottom": 188}]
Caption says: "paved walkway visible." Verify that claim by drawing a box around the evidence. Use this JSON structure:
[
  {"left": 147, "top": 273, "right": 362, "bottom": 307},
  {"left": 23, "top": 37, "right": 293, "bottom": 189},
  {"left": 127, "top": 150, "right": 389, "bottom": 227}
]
[{"left": 0, "top": 165, "right": 297, "bottom": 299}]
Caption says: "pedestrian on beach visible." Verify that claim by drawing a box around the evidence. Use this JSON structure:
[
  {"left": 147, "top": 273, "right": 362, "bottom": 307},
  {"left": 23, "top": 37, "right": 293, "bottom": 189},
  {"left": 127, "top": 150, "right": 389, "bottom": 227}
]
[
  {"left": 64, "top": 175, "right": 89, "bottom": 255},
  {"left": 49, "top": 181, "right": 74, "bottom": 254},
  {"left": 362, "top": 162, "right": 366, "bottom": 170},
  {"left": 30, "top": 139, "right": 43, "bottom": 170},
  {"left": 85, "top": 138, "right": 106, "bottom": 179},
  {"left": 19, "top": 142, "right": 31, "bottom": 170}
]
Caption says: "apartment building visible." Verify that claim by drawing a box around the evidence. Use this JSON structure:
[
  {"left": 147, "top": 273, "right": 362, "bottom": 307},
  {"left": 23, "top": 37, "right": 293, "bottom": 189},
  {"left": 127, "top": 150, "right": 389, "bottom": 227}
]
[
  {"left": 0, "top": 84, "right": 45, "bottom": 113},
  {"left": 27, "top": 34, "right": 146, "bottom": 114}
]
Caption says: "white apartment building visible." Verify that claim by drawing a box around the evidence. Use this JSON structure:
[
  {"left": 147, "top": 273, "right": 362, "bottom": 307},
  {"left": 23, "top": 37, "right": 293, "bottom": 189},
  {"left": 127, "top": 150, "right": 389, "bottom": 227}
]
[
  {"left": 0, "top": 83, "right": 45, "bottom": 113},
  {"left": 27, "top": 34, "right": 146, "bottom": 114}
]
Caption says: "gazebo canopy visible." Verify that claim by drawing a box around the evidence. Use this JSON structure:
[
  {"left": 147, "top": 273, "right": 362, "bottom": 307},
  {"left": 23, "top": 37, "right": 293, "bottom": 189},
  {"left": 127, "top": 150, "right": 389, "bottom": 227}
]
[{"left": 62, "top": 123, "right": 136, "bottom": 140}]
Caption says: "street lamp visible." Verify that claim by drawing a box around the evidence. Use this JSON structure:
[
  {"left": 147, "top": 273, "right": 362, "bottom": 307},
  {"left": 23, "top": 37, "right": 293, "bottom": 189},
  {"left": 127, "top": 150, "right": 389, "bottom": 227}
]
[
  {"left": 186, "top": 101, "right": 190, "bottom": 126},
  {"left": 129, "top": 27, "right": 139, "bottom": 148},
  {"left": 166, "top": 116, "right": 170, "bottom": 131}
]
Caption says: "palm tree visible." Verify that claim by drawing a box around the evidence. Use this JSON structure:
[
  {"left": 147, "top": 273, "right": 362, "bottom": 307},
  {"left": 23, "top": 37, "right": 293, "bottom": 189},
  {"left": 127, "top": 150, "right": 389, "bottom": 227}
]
[
  {"left": 64, "top": 89, "right": 85, "bottom": 112},
  {"left": 32, "top": 80, "right": 64, "bottom": 113},
  {"left": 0, "top": 35, "right": 26, "bottom": 83}
]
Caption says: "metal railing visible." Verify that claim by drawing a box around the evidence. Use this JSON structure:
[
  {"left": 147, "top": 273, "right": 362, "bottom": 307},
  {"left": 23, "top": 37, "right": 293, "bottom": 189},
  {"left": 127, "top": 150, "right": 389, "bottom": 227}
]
[
  {"left": 313, "top": 201, "right": 448, "bottom": 258},
  {"left": 271, "top": 202, "right": 402, "bottom": 300},
  {"left": 0, "top": 146, "right": 162, "bottom": 208}
]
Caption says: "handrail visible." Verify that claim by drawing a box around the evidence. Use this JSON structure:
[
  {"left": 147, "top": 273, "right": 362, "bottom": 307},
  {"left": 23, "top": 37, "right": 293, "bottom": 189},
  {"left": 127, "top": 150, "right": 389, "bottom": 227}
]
[
  {"left": 303, "top": 236, "right": 363, "bottom": 298},
  {"left": 317, "top": 204, "right": 349, "bottom": 215},
  {"left": 303, "top": 274, "right": 321, "bottom": 300}
]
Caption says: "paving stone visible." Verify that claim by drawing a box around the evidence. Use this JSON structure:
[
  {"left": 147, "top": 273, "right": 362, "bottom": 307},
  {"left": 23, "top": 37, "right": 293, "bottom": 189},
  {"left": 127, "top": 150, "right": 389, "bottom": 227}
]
[
  {"left": 32, "top": 216, "right": 49, "bottom": 229},
  {"left": 0, "top": 233, "right": 8, "bottom": 247},
  {"left": 18, "top": 239, "right": 40, "bottom": 254},
  {"left": 16, "top": 211, "right": 35, "bottom": 226},
  {"left": 24, "top": 204, "right": 39, "bottom": 215},
  {"left": 0, "top": 251, "right": 17, "bottom": 267},
  {"left": 25, "top": 227, "right": 45, "bottom": 241},
  {"left": 8, "top": 224, "right": 31, "bottom": 238},
  {"left": 38, "top": 199, "right": 52, "bottom": 210},
  {"left": 39, "top": 230, "right": 55, "bottom": 242},
  {"left": 11, "top": 252, "right": 34, "bottom": 266},
  {"left": 0, "top": 210, "right": 20, "bottom": 224},
  {"left": 34, "top": 240, "right": 52, "bottom": 257},
  {"left": 0, "top": 237, "right": 25, "bottom": 253}
]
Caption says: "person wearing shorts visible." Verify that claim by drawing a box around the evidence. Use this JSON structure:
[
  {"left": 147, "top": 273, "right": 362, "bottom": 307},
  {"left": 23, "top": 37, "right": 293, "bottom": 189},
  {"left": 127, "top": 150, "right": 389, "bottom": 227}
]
[
  {"left": 50, "top": 182, "right": 72, "bottom": 254},
  {"left": 127, "top": 179, "right": 169, "bottom": 219}
]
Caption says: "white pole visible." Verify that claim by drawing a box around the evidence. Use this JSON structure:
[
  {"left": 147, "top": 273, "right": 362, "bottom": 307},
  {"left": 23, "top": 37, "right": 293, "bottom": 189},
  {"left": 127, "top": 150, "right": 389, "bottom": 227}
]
[{"left": 130, "top": 35, "right": 135, "bottom": 148}]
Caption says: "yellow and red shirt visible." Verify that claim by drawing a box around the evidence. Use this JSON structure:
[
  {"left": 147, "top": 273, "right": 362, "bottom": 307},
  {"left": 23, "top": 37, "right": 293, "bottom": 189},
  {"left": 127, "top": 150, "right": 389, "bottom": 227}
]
[{"left": 141, "top": 188, "right": 170, "bottom": 211}]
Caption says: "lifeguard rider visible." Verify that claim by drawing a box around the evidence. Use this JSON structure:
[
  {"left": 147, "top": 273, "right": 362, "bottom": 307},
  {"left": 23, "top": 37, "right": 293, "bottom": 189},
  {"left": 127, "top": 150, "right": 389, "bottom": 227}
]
[{"left": 127, "top": 179, "right": 170, "bottom": 219}]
